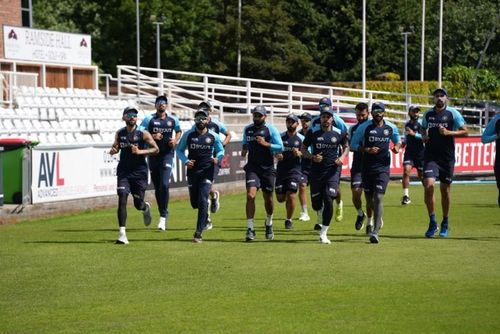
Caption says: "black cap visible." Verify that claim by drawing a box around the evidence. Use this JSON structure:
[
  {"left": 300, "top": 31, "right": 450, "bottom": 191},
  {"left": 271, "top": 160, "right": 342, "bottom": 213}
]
[
  {"left": 299, "top": 112, "right": 312, "bottom": 121},
  {"left": 432, "top": 88, "right": 448, "bottom": 96}
]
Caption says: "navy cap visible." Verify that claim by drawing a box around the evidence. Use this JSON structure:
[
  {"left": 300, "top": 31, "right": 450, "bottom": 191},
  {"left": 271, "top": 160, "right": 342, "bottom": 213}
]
[
  {"left": 123, "top": 106, "right": 139, "bottom": 115},
  {"left": 195, "top": 109, "right": 209, "bottom": 117},
  {"left": 299, "top": 112, "right": 312, "bottom": 121},
  {"left": 286, "top": 114, "right": 299, "bottom": 122},
  {"left": 432, "top": 88, "right": 448, "bottom": 96},
  {"left": 198, "top": 101, "right": 212, "bottom": 111},
  {"left": 408, "top": 105, "right": 420, "bottom": 113},
  {"left": 318, "top": 97, "right": 332, "bottom": 106},
  {"left": 320, "top": 109, "right": 334, "bottom": 117},
  {"left": 252, "top": 105, "right": 267, "bottom": 116},
  {"left": 371, "top": 102, "right": 385, "bottom": 113},
  {"left": 155, "top": 95, "right": 168, "bottom": 105}
]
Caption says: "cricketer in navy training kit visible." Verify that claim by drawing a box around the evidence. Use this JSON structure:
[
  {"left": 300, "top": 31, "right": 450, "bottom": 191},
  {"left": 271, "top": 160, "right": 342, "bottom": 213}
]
[
  {"left": 348, "top": 102, "right": 373, "bottom": 233},
  {"left": 176, "top": 107, "right": 225, "bottom": 243},
  {"left": 351, "top": 102, "right": 401, "bottom": 244},
  {"left": 302, "top": 107, "right": 350, "bottom": 244},
  {"left": 401, "top": 105, "right": 425, "bottom": 205},
  {"left": 275, "top": 114, "right": 305, "bottom": 230},
  {"left": 110, "top": 107, "right": 159, "bottom": 245},
  {"left": 420, "top": 88, "right": 468, "bottom": 238},
  {"left": 195, "top": 101, "right": 232, "bottom": 228},
  {"left": 481, "top": 113, "right": 500, "bottom": 207},
  {"left": 139, "top": 95, "right": 182, "bottom": 232},
  {"left": 241, "top": 105, "right": 284, "bottom": 242},
  {"left": 311, "top": 97, "right": 348, "bottom": 223},
  {"left": 297, "top": 112, "right": 313, "bottom": 222}
]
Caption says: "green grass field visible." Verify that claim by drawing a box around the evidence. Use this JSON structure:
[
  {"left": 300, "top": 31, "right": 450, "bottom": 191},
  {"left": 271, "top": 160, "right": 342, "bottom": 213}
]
[{"left": 1, "top": 182, "right": 499, "bottom": 333}]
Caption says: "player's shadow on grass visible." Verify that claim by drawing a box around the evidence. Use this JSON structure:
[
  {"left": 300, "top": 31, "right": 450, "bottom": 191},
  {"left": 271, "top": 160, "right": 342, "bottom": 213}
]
[{"left": 55, "top": 227, "right": 193, "bottom": 233}]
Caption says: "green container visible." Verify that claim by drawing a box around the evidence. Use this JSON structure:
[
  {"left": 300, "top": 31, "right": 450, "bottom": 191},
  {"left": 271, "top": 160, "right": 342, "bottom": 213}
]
[
  {"left": 2, "top": 147, "right": 24, "bottom": 204},
  {"left": 0, "top": 139, "right": 37, "bottom": 205}
]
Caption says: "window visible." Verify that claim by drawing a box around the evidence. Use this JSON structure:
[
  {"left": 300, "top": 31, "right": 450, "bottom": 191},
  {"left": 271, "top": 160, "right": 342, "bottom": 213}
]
[{"left": 21, "top": 0, "right": 32, "bottom": 27}]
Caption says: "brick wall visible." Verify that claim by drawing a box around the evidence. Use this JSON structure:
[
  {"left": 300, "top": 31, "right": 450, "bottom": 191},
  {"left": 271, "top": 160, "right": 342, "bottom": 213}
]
[{"left": 0, "top": 0, "right": 22, "bottom": 58}]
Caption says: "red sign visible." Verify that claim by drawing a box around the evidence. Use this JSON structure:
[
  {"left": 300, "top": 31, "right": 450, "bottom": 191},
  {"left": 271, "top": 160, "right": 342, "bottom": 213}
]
[{"left": 340, "top": 136, "right": 496, "bottom": 176}]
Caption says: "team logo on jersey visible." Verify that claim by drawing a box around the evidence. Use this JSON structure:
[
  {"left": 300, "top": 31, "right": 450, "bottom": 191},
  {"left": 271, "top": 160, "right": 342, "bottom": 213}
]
[
  {"left": 442, "top": 115, "right": 448, "bottom": 121},
  {"left": 369, "top": 130, "right": 377, "bottom": 134},
  {"left": 317, "top": 137, "right": 324, "bottom": 141},
  {"left": 383, "top": 129, "right": 389, "bottom": 136},
  {"left": 153, "top": 121, "right": 161, "bottom": 126},
  {"left": 133, "top": 135, "right": 139, "bottom": 141},
  {"left": 331, "top": 137, "right": 337, "bottom": 143},
  {"left": 167, "top": 121, "right": 173, "bottom": 127},
  {"left": 205, "top": 137, "right": 212, "bottom": 144},
  {"left": 193, "top": 137, "right": 199, "bottom": 142},
  {"left": 258, "top": 131, "right": 265, "bottom": 136},
  {"left": 294, "top": 140, "right": 300, "bottom": 146}
]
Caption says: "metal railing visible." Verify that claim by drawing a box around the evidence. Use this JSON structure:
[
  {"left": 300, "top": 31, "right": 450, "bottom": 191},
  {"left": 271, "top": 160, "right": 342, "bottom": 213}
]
[{"left": 114, "top": 65, "right": 497, "bottom": 133}]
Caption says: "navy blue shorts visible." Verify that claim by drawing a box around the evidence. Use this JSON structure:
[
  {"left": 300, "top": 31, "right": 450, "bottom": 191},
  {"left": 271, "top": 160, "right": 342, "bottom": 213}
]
[
  {"left": 403, "top": 152, "right": 424, "bottom": 170},
  {"left": 245, "top": 166, "right": 276, "bottom": 193},
  {"left": 362, "top": 171, "right": 390, "bottom": 194},
  {"left": 117, "top": 176, "right": 148, "bottom": 196},
  {"left": 299, "top": 171, "right": 309, "bottom": 186},
  {"left": 423, "top": 159, "right": 455, "bottom": 184},
  {"left": 310, "top": 168, "right": 341, "bottom": 199},
  {"left": 350, "top": 165, "right": 363, "bottom": 189},
  {"left": 275, "top": 175, "right": 301, "bottom": 194}
]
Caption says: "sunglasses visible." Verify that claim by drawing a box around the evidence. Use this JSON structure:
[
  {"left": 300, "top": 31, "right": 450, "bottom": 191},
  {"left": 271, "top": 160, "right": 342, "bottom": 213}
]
[
  {"left": 195, "top": 115, "right": 208, "bottom": 122},
  {"left": 125, "top": 113, "right": 138, "bottom": 118}
]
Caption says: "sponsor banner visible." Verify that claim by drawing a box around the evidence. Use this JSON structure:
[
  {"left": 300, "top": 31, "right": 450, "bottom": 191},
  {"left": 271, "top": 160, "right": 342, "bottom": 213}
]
[
  {"left": 31, "top": 143, "right": 247, "bottom": 203},
  {"left": 3, "top": 25, "right": 91, "bottom": 65},
  {"left": 163, "top": 141, "right": 246, "bottom": 189},
  {"left": 31, "top": 147, "right": 118, "bottom": 203},
  {"left": 339, "top": 135, "right": 496, "bottom": 176},
  {"left": 30, "top": 137, "right": 494, "bottom": 203}
]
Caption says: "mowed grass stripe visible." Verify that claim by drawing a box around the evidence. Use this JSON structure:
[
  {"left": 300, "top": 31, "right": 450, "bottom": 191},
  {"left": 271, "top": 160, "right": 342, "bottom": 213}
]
[{"left": 0, "top": 182, "right": 499, "bottom": 333}]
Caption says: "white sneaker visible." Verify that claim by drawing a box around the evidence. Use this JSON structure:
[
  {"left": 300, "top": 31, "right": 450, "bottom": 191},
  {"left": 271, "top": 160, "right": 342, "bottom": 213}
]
[
  {"left": 115, "top": 234, "right": 129, "bottom": 244},
  {"left": 319, "top": 236, "right": 331, "bottom": 244},
  {"left": 210, "top": 191, "right": 220, "bottom": 213},
  {"left": 299, "top": 212, "right": 311, "bottom": 221},
  {"left": 203, "top": 217, "right": 213, "bottom": 231},
  {"left": 157, "top": 216, "right": 166, "bottom": 231},
  {"left": 143, "top": 202, "right": 152, "bottom": 226}
]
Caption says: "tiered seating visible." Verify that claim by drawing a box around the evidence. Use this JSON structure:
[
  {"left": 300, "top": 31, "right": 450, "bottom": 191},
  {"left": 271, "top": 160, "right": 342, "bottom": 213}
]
[{"left": 1, "top": 86, "right": 141, "bottom": 145}]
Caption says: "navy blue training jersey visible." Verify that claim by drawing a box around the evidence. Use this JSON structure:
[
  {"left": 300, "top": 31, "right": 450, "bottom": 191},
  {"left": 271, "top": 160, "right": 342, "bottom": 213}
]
[
  {"left": 176, "top": 129, "right": 224, "bottom": 177},
  {"left": 140, "top": 113, "right": 181, "bottom": 156},
  {"left": 351, "top": 120, "right": 401, "bottom": 174},
  {"left": 116, "top": 126, "right": 148, "bottom": 178},
  {"left": 277, "top": 131, "right": 304, "bottom": 176},
  {"left": 421, "top": 106, "right": 465, "bottom": 161},
  {"left": 298, "top": 129, "right": 312, "bottom": 173},
  {"left": 242, "top": 123, "right": 283, "bottom": 168},
  {"left": 403, "top": 119, "right": 425, "bottom": 157},
  {"left": 303, "top": 127, "right": 347, "bottom": 178},
  {"left": 349, "top": 122, "right": 365, "bottom": 172}
]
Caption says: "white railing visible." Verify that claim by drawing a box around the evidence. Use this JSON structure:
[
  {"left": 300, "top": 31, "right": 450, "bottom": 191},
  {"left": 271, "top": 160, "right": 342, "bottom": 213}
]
[{"left": 0, "top": 71, "right": 38, "bottom": 106}]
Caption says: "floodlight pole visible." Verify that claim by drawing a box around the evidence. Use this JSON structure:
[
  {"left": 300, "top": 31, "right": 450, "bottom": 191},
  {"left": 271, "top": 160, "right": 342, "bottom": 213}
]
[
  {"left": 402, "top": 30, "right": 413, "bottom": 108},
  {"left": 438, "top": 0, "right": 443, "bottom": 87},
  {"left": 420, "top": 0, "right": 425, "bottom": 81},
  {"left": 153, "top": 21, "right": 164, "bottom": 70},
  {"left": 362, "top": 0, "right": 366, "bottom": 98},
  {"left": 136, "top": 0, "right": 141, "bottom": 97}
]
